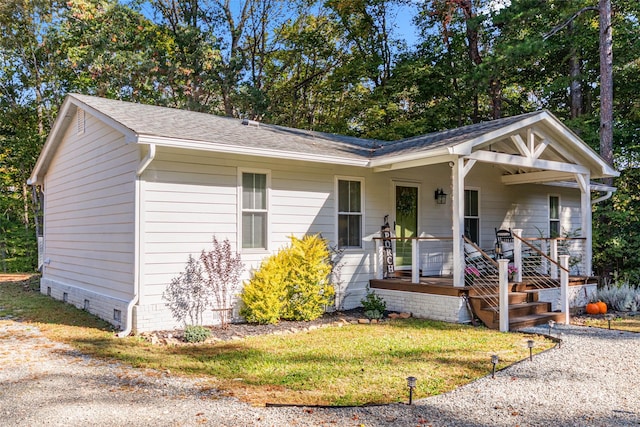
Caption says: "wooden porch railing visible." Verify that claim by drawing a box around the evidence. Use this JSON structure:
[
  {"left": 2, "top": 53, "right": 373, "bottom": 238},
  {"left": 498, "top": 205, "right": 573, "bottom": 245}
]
[
  {"left": 372, "top": 231, "right": 583, "bottom": 331},
  {"left": 518, "top": 235, "right": 587, "bottom": 278},
  {"left": 468, "top": 230, "right": 571, "bottom": 330},
  {"left": 372, "top": 236, "right": 453, "bottom": 284}
]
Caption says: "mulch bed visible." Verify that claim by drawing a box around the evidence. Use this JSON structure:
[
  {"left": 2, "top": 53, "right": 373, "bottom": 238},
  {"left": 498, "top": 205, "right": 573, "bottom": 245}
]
[
  {"left": 571, "top": 310, "right": 640, "bottom": 326},
  {"left": 0, "top": 275, "right": 398, "bottom": 346},
  {"left": 139, "top": 308, "right": 383, "bottom": 346}
]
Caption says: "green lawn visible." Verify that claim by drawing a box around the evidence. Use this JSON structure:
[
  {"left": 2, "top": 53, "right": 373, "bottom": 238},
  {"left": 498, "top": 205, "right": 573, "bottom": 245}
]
[
  {"left": 1, "top": 276, "right": 555, "bottom": 405},
  {"left": 579, "top": 315, "right": 640, "bottom": 333}
]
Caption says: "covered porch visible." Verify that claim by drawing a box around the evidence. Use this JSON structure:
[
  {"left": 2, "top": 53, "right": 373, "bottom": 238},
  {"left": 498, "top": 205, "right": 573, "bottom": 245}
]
[
  {"left": 369, "top": 233, "right": 599, "bottom": 330},
  {"left": 362, "top": 111, "right": 617, "bottom": 330}
]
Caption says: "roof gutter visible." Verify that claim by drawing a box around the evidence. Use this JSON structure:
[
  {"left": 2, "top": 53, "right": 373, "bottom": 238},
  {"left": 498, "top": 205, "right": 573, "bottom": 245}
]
[
  {"left": 591, "top": 191, "right": 613, "bottom": 205},
  {"left": 368, "top": 147, "right": 454, "bottom": 168},
  {"left": 136, "top": 143, "right": 156, "bottom": 175},
  {"left": 117, "top": 142, "right": 155, "bottom": 338},
  {"left": 137, "top": 134, "right": 369, "bottom": 167}
]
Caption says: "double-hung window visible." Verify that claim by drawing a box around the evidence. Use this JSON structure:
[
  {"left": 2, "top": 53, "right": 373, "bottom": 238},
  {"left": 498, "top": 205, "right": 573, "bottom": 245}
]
[
  {"left": 241, "top": 171, "right": 268, "bottom": 250},
  {"left": 464, "top": 189, "right": 480, "bottom": 244},
  {"left": 549, "top": 195, "right": 560, "bottom": 237},
  {"left": 337, "top": 178, "right": 363, "bottom": 249}
]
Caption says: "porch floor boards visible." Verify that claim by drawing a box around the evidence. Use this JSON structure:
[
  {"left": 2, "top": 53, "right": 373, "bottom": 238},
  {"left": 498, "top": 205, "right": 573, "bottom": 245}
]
[
  {"left": 370, "top": 274, "right": 597, "bottom": 295},
  {"left": 369, "top": 276, "right": 470, "bottom": 297}
]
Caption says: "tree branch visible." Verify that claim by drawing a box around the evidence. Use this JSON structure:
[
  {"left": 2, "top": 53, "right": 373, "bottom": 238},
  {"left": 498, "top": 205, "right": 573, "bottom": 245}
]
[{"left": 543, "top": 6, "right": 599, "bottom": 40}]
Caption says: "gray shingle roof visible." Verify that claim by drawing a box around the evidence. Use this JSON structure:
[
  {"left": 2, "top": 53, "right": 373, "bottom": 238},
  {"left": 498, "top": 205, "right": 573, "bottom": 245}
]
[
  {"left": 71, "top": 94, "right": 377, "bottom": 161},
  {"left": 371, "top": 111, "right": 543, "bottom": 158},
  {"left": 29, "top": 94, "right": 618, "bottom": 186},
  {"left": 71, "top": 94, "right": 545, "bottom": 161}
]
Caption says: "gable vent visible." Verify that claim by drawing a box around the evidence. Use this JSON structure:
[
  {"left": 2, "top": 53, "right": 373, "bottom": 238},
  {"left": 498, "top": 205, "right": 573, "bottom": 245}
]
[{"left": 76, "top": 108, "right": 85, "bottom": 135}]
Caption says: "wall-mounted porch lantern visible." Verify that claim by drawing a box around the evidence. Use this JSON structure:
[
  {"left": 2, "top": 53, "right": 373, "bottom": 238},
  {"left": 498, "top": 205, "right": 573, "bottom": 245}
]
[{"left": 434, "top": 188, "right": 447, "bottom": 204}]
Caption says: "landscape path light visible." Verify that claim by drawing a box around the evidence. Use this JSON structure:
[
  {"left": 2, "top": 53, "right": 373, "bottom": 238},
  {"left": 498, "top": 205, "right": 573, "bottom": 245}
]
[
  {"left": 527, "top": 339, "right": 535, "bottom": 361},
  {"left": 491, "top": 355, "right": 499, "bottom": 378},
  {"left": 548, "top": 319, "right": 556, "bottom": 336},
  {"left": 406, "top": 376, "right": 417, "bottom": 405},
  {"left": 605, "top": 313, "right": 615, "bottom": 330}
]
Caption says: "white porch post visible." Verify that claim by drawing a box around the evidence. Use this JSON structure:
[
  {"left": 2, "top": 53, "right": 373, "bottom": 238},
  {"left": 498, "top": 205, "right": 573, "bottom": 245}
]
[
  {"left": 513, "top": 229, "right": 523, "bottom": 283},
  {"left": 412, "top": 238, "right": 420, "bottom": 284},
  {"left": 540, "top": 240, "right": 548, "bottom": 276},
  {"left": 452, "top": 158, "right": 472, "bottom": 287},
  {"left": 576, "top": 173, "right": 592, "bottom": 275},
  {"left": 559, "top": 255, "right": 570, "bottom": 325},
  {"left": 550, "top": 239, "right": 558, "bottom": 279},
  {"left": 375, "top": 238, "right": 383, "bottom": 280},
  {"left": 499, "top": 259, "right": 510, "bottom": 332}
]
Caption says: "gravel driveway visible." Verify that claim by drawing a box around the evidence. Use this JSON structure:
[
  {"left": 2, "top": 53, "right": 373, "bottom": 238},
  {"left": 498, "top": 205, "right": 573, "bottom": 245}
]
[{"left": 1, "top": 319, "right": 638, "bottom": 427}]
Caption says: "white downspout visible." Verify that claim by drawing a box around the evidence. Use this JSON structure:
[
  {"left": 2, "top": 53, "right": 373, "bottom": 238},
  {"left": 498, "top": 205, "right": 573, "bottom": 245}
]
[
  {"left": 591, "top": 191, "right": 613, "bottom": 205},
  {"left": 117, "top": 144, "right": 156, "bottom": 338}
]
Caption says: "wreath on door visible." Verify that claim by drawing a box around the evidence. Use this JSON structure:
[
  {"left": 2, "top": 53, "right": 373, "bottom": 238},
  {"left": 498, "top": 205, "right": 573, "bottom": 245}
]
[{"left": 396, "top": 187, "right": 417, "bottom": 218}]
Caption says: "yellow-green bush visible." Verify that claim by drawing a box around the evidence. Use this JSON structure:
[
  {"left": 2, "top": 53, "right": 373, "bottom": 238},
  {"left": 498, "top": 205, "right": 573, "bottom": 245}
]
[
  {"left": 239, "top": 258, "right": 288, "bottom": 324},
  {"left": 240, "top": 234, "right": 336, "bottom": 324}
]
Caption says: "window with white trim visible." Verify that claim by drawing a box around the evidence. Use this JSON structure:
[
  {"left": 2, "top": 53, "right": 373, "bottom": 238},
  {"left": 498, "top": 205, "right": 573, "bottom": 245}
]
[
  {"left": 337, "top": 178, "right": 363, "bottom": 249},
  {"left": 464, "top": 189, "right": 480, "bottom": 244},
  {"left": 241, "top": 171, "right": 268, "bottom": 249},
  {"left": 549, "top": 195, "right": 560, "bottom": 237}
]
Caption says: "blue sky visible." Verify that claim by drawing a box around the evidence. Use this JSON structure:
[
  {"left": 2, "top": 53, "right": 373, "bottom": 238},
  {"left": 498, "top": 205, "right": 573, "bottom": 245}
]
[
  {"left": 132, "top": 0, "right": 423, "bottom": 49},
  {"left": 392, "top": 1, "right": 421, "bottom": 47}
]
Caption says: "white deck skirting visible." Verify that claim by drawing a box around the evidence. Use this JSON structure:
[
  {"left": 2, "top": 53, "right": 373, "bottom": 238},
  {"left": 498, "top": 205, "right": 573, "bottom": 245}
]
[
  {"left": 537, "top": 283, "right": 597, "bottom": 313},
  {"left": 372, "top": 288, "right": 472, "bottom": 324}
]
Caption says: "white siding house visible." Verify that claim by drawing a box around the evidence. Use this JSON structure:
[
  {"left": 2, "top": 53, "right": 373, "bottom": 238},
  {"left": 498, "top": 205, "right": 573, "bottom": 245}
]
[
  {"left": 35, "top": 108, "right": 138, "bottom": 324},
  {"left": 29, "top": 94, "right": 618, "bottom": 333}
]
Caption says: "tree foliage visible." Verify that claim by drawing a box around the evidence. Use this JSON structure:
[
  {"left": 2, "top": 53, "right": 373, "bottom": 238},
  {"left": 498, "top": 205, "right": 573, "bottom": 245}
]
[
  {"left": 593, "top": 168, "right": 640, "bottom": 283},
  {"left": 0, "top": 0, "right": 639, "bottom": 277}
]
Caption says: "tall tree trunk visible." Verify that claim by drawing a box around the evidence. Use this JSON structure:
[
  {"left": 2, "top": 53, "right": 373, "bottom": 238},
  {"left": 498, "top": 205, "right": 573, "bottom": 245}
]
[
  {"left": 599, "top": 0, "right": 614, "bottom": 184},
  {"left": 217, "top": 0, "right": 252, "bottom": 117}
]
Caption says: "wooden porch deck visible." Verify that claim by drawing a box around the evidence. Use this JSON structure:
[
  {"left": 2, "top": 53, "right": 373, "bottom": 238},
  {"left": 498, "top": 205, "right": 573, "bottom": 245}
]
[
  {"left": 370, "top": 272, "right": 598, "bottom": 295},
  {"left": 370, "top": 275, "right": 471, "bottom": 297},
  {"left": 370, "top": 273, "right": 598, "bottom": 330}
]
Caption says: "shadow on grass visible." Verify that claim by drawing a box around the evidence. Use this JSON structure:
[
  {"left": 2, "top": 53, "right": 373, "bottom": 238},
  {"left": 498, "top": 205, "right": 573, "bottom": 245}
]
[{"left": 0, "top": 277, "right": 115, "bottom": 332}]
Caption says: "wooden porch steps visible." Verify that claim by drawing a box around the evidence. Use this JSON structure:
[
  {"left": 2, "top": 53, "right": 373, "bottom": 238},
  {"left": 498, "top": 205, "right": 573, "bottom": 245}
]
[{"left": 468, "top": 284, "right": 563, "bottom": 331}]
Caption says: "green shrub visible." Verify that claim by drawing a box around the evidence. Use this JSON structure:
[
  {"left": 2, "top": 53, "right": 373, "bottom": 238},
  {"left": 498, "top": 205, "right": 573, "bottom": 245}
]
[
  {"left": 364, "top": 309, "right": 382, "bottom": 320},
  {"left": 281, "top": 235, "right": 335, "bottom": 321},
  {"left": 239, "top": 257, "right": 288, "bottom": 324},
  {"left": 240, "top": 234, "right": 335, "bottom": 324},
  {"left": 183, "top": 325, "right": 211, "bottom": 343},
  {"left": 361, "top": 288, "right": 386, "bottom": 318},
  {"left": 598, "top": 282, "right": 640, "bottom": 312}
]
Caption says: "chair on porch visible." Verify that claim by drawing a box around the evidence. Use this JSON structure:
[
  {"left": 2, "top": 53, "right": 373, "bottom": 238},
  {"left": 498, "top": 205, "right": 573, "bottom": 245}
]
[
  {"left": 495, "top": 228, "right": 514, "bottom": 261},
  {"left": 464, "top": 242, "right": 490, "bottom": 275},
  {"left": 464, "top": 242, "right": 483, "bottom": 264}
]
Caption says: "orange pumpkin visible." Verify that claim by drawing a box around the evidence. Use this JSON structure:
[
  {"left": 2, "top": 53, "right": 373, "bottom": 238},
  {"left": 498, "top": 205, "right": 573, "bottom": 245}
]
[
  {"left": 597, "top": 301, "right": 607, "bottom": 314},
  {"left": 585, "top": 302, "right": 600, "bottom": 315}
]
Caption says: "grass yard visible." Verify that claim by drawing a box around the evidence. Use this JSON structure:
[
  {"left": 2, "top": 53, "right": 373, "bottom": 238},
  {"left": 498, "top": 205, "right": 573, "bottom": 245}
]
[
  {"left": 577, "top": 315, "right": 640, "bottom": 333},
  {"left": 1, "top": 275, "right": 558, "bottom": 406}
]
